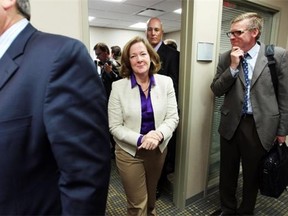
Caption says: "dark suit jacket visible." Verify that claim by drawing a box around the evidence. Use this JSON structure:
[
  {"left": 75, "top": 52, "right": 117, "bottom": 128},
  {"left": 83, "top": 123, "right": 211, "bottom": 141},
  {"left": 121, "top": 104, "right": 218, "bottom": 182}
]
[
  {"left": 157, "top": 42, "right": 180, "bottom": 98},
  {"left": 0, "top": 23, "right": 111, "bottom": 215},
  {"left": 95, "top": 60, "right": 121, "bottom": 98},
  {"left": 211, "top": 42, "right": 288, "bottom": 151}
]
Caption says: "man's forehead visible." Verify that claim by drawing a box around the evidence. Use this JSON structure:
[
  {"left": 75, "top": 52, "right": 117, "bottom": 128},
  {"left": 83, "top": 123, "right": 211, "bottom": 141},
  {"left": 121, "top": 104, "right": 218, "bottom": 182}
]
[
  {"left": 147, "top": 26, "right": 161, "bottom": 30},
  {"left": 148, "top": 19, "right": 162, "bottom": 27}
]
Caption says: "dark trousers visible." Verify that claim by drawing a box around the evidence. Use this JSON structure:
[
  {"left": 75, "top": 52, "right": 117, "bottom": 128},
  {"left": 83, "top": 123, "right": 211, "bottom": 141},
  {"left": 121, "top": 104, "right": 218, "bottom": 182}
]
[
  {"left": 219, "top": 115, "right": 266, "bottom": 215},
  {"left": 158, "top": 132, "right": 177, "bottom": 189}
]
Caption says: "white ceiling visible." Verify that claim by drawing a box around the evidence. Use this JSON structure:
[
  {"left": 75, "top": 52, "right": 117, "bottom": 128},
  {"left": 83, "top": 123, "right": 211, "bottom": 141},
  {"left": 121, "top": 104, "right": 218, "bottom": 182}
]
[{"left": 88, "top": 0, "right": 182, "bottom": 33}]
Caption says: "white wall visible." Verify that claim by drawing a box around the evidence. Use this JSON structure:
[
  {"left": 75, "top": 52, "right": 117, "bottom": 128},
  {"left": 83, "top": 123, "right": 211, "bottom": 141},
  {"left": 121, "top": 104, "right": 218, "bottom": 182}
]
[
  {"left": 30, "top": 0, "right": 89, "bottom": 48},
  {"left": 89, "top": 27, "right": 145, "bottom": 58},
  {"left": 89, "top": 26, "right": 181, "bottom": 58}
]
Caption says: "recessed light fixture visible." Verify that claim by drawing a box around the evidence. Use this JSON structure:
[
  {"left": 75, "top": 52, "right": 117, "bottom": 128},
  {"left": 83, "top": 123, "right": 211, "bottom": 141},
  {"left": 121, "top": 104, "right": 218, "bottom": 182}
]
[
  {"left": 88, "top": 16, "right": 95, "bottom": 22},
  {"left": 137, "top": 8, "right": 165, "bottom": 17},
  {"left": 174, "top": 8, "right": 182, "bottom": 14},
  {"left": 130, "top": 22, "right": 147, "bottom": 29}
]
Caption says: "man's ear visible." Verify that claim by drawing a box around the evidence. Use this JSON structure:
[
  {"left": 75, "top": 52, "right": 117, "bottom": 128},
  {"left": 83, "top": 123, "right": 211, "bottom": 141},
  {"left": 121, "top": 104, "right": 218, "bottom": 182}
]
[
  {"left": 251, "top": 28, "right": 260, "bottom": 39},
  {"left": 2, "top": 0, "right": 16, "bottom": 10}
]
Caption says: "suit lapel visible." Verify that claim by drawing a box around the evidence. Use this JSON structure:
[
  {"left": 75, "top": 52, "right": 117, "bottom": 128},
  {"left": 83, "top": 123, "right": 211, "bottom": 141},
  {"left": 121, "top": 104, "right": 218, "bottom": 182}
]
[
  {"left": 0, "top": 23, "right": 36, "bottom": 90},
  {"left": 0, "top": 56, "right": 19, "bottom": 90},
  {"left": 251, "top": 43, "right": 267, "bottom": 88}
]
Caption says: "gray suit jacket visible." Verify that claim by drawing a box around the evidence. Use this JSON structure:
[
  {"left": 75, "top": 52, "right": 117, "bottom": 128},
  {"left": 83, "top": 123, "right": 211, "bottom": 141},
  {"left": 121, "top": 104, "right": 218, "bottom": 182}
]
[
  {"left": 211, "top": 42, "right": 288, "bottom": 151},
  {"left": 108, "top": 74, "right": 179, "bottom": 156}
]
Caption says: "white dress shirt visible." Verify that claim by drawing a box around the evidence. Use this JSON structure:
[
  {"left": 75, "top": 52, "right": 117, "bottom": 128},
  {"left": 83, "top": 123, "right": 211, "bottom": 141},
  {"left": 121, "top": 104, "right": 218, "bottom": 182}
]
[{"left": 0, "top": 18, "right": 28, "bottom": 59}]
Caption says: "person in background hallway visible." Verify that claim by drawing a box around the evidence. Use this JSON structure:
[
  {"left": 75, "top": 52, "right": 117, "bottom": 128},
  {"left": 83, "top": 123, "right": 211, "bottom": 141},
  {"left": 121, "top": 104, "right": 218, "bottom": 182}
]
[
  {"left": 164, "top": 38, "right": 178, "bottom": 50},
  {"left": 111, "top": 45, "right": 122, "bottom": 68},
  {"left": 94, "top": 43, "right": 121, "bottom": 159},
  {"left": 94, "top": 42, "right": 121, "bottom": 98},
  {"left": 108, "top": 36, "right": 179, "bottom": 215},
  {"left": 0, "top": 0, "right": 111, "bottom": 214},
  {"left": 210, "top": 12, "right": 288, "bottom": 215},
  {"left": 146, "top": 17, "right": 180, "bottom": 199}
]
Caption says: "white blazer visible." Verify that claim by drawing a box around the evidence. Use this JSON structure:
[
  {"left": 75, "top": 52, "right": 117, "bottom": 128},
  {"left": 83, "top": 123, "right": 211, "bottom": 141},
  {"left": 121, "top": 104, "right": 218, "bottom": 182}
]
[{"left": 108, "top": 74, "right": 179, "bottom": 156}]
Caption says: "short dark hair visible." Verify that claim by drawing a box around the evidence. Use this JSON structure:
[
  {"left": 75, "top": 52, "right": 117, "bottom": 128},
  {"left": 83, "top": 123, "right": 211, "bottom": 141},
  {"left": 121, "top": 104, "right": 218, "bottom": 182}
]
[
  {"left": 111, "top": 46, "right": 121, "bottom": 59},
  {"left": 93, "top": 43, "right": 110, "bottom": 54}
]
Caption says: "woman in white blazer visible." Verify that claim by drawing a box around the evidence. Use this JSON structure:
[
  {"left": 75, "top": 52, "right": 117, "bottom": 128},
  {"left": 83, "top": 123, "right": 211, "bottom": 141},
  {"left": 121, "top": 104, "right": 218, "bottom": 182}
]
[{"left": 108, "top": 36, "right": 179, "bottom": 216}]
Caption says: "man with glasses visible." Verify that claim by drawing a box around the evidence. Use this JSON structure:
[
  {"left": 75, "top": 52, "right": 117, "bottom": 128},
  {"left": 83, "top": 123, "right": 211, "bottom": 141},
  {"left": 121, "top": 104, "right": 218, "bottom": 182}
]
[{"left": 211, "top": 12, "right": 288, "bottom": 215}]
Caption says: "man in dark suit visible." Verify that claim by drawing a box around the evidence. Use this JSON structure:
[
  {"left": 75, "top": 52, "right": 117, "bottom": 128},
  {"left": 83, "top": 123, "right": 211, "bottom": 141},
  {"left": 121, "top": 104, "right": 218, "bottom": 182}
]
[
  {"left": 0, "top": 0, "right": 111, "bottom": 215},
  {"left": 211, "top": 12, "right": 288, "bottom": 215},
  {"left": 146, "top": 17, "right": 180, "bottom": 198}
]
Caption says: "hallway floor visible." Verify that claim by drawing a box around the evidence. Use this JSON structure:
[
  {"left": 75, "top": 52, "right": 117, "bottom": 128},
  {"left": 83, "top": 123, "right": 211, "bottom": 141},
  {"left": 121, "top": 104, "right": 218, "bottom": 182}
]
[{"left": 106, "top": 160, "right": 288, "bottom": 215}]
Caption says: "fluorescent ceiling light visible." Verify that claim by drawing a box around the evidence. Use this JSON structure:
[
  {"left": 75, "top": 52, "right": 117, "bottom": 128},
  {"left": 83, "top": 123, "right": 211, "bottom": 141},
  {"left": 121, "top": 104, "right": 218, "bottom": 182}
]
[
  {"left": 89, "top": 16, "right": 95, "bottom": 22},
  {"left": 130, "top": 22, "right": 147, "bottom": 29},
  {"left": 103, "top": 0, "right": 126, "bottom": 2},
  {"left": 174, "top": 8, "right": 182, "bottom": 14}
]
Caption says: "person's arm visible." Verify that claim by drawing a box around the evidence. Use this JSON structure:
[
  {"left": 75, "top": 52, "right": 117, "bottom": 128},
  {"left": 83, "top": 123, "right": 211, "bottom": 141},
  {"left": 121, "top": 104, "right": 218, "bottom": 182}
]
[
  {"left": 155, "top": 77, "right": 179, "bottom": 143},
  {"left": 210, "top": 52, "right": 239, "bottom": 97},
  {"left": 275, "top": 48, "right": 288, "bottom": 138},
  {"left": 44, "top": 39, "right": 111, "bottom": 215},
  {"left": 108, "top": 82, "right": 142, "bottom": 146}
]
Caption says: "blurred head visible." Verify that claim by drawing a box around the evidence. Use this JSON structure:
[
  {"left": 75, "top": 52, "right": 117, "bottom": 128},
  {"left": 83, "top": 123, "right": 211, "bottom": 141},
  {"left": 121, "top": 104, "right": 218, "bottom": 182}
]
[
  {"left": 120, "top": 36, "right": 161, "bottom": 78},
  {"left": 146, "top": 17, "right": 164, "bottom": 47},
  {"left": 16, "top": 0, "right": 31, "bottom": 20},
  {"left": 111, "top": 45, "right": 121, "bottom": 60},
  {"left": 164, "top": 39, "right": 177, "bottom": 50},
  {"left": 227, "top": 12, "right": 263, "bottom": 52},
  {"left": 93, "top": 42, "right": 110, "bottom": 63}
]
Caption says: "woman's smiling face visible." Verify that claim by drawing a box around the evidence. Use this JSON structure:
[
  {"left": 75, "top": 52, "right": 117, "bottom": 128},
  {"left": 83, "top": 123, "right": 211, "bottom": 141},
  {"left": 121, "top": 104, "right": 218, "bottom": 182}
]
[{"left": 129, "top": 41, "right": 151, "bottom": 76}]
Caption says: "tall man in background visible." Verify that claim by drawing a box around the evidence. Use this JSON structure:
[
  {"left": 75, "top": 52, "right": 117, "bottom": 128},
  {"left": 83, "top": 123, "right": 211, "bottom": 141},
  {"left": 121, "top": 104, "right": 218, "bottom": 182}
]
[
  {"left": 146, "top": 17, "right": 180, "bottom": 198},
  {"left": 0, "top": 0, "right": 111, "bottom": 214}
]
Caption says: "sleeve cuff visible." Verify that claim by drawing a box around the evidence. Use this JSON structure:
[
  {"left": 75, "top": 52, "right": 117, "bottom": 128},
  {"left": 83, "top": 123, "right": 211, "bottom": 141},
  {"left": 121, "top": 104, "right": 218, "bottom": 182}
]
[
  {"left": 137, "top": 135, "right": 143, "bottom": 147},
  {"left": 230, "top": 67, "right": 239, "bottom": 77}
]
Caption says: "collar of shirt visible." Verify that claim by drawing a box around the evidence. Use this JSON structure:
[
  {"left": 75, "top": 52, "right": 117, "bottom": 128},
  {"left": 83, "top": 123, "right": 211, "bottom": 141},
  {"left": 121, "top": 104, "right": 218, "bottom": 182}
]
[
  {"left": 130, "top": 73, "right": 156, "bottom": 89},
  {"left": 154, "top": 41, "right": 163, "bottom": 52},
  {"left": 245, "top": 42, "right": 260, "bottom": 60},
  {"left": 0, "top": 18, "right": 29, "bottom": 59}
]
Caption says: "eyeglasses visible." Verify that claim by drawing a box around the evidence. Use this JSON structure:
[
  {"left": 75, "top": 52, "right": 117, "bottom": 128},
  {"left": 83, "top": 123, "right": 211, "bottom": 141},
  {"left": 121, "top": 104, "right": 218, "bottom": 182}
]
[{"left": 226, "top": 29, "right": 249, "bottom": 38}]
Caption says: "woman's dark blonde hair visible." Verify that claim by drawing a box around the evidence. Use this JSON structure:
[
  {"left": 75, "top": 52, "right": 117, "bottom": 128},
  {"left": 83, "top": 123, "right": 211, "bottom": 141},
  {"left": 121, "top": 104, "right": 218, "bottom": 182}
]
[
  {"left": 120, "top": 36, "right": 161, "bottom": 78},
  {"left": 231, "top": 12, "right": 263, "bottom": 40}
]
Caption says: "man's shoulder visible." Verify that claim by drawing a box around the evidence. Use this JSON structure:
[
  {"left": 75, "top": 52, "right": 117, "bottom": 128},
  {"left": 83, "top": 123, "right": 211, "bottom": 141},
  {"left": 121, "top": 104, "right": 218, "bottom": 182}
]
[
  {"left": 159, "top": 42, "right": 179, "bottom": 53},
  {"left": 23, "top": 23, "right": 83, "bottom": 51},
  {"left": 158, "top": 43, "right": 179, "bottom": 61}
]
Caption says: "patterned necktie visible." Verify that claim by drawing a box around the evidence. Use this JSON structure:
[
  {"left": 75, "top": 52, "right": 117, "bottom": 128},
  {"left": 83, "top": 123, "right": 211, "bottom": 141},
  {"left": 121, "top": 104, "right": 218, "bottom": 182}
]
[{"left": 242, "top": 53, "right": 250, "bottom": 113}]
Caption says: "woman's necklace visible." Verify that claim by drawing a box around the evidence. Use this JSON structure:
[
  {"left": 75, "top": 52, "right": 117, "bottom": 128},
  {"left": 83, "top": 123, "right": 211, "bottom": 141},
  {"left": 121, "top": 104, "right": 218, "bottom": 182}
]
[
  {"left": 143, "top": 86, "right": 149, "bottom": 92},
  {"left": 141, "top": 81, "right": 150, "bottom": 92}
]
